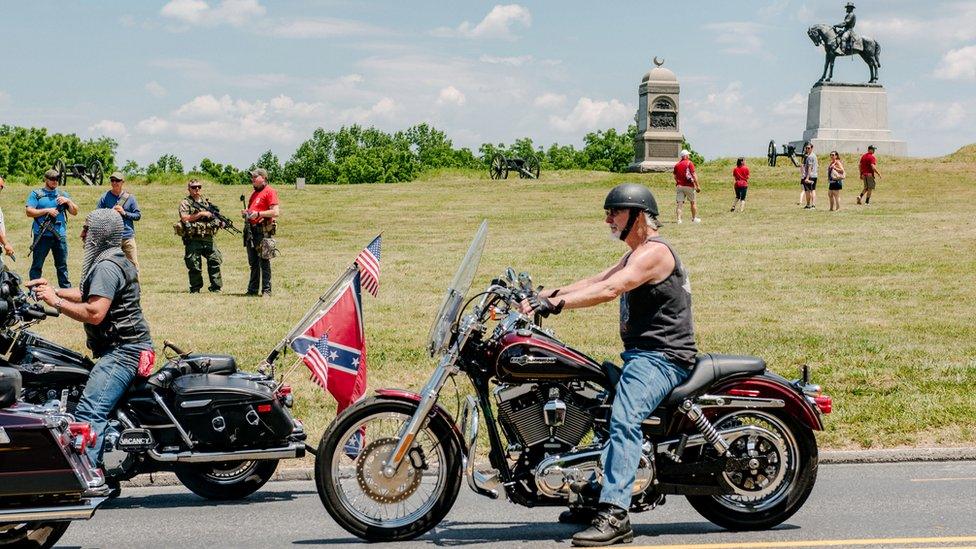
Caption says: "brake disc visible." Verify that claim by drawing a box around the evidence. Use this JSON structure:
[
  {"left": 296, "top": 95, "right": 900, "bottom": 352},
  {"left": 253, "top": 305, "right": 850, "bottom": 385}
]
[
  {"left": 355, "top": 437, "right": 423, "bottom": 504},
  {"left": 722, "top": 427, "right": 788, "bottom": 500}
]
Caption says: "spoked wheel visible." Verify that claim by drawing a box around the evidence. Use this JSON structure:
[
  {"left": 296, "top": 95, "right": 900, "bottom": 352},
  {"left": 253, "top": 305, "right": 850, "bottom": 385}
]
[
  {"left": 0, "top": 522, "right": 70, "bottom": 548},
  {"left": 525, "top": 156, "right": 540, "bottom": 179},
  {"left": 767, "top": 140, "right": 777, "bottom": 167},
  {"left": 174, "top": 459, "right": 279, "bottom": 500},
  {"left": 315, "top": 397, "right": 463, "bottom": 542},
  {"left": 52, "top": 159, "right": 66, "bottom": 186},
  {"left": 88, "top": 160, "right": 104, "bottom": 186},
  {"left": 489, "top": 153, "right": 507, "bottom": 180},
  {"left": 686, "top": 410, "right": 818, "bottom": 531}
]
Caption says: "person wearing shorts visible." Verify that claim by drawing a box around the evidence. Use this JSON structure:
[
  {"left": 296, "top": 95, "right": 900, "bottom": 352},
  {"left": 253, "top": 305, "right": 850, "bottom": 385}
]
[
  {"left": 857, "top": 145, "right": 880, "bottom": 205},
  {"left": 827, "top": 151, "right": 845, "bottom": 211},
  {"left": 800, "top": 142, "right": 818, "bottom": 209},
  {"left": 730, "top": 158, "right": 749, "bottom": 213},
  {"left": 673, "top": 150, "right": 701, "bottom": 223}
]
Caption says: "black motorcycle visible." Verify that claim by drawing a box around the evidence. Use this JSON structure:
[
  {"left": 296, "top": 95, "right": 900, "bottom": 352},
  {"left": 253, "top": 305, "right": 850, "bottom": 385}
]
[
  {"left": 0, "top": 270, "right": 306, "bottom": 499},
  {"left": 1, "top": 366, "right": 108, "bottom": 548},
  {"left": 315, "top": 221, "right": 833, "bottom": 541}
]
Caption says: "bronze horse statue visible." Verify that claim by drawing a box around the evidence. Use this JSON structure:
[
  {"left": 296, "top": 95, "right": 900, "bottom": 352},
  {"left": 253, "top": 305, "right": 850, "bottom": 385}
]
[{"left": 807, "top": 24, "right": 881, "bottom": 84}]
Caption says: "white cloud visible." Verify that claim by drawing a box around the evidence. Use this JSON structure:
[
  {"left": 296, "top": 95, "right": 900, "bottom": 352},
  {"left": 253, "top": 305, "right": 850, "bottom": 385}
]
[
  {"left": 437, "top": 86, "right": 467, "bottom": 106},
  {"left": 704, "top": 22, "right": 765, "bottom": 56},
  {"left": 860, "top": 5, "right": 976, "bottom": 46},
  {"left": 896, "top": 100, "right": 971, "bottom": 131},
  {"left": 479, "top": 54, "right": 533, "bottom": 66},
  {"left": 686, "top": 82, "right": 759, "bottom": 129},
  {"left": 432, "top": 4, "right": 531, "bottom": 39},
  {"left": 269, "top": 18, "right": 386, "bottom": 38},
  {"left": 336, "top": 97, "right": 398, "bottom": 124},
  {"left": 533, "top": 93, "right": 566, "bottom": 109},
  {"left": 772, "top": 93, "right": 806, "bottom": 116},
  {"left": 89, "top": 120, "right": 129, "bottom": 139},
  {"left": 136, "top": 116, "right": 170, "bottom": 135},
  {"left": 145, "top": 81, "right": 167, "bottom": 98},
  {"left": 161, "top": 0, "right": 266, "bottom": 28},
  {"left": 549, "top": 97, "right": 630, "bottom": 133},
  {"left": 935, "top": 45, "right": 976, "bottom": 80}
]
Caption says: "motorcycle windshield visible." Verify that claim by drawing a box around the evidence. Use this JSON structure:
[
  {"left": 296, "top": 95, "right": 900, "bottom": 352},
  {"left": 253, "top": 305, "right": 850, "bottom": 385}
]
[{"left": 427, "top": 220, "right": 488, "bottom": 357}]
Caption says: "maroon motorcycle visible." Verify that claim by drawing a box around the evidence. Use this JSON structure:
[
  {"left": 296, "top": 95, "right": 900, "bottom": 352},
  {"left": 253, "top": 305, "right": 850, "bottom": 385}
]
[
  {"left": 315, "top": 221, "right": 833, "bottom": 541},
  {"left": 1, "top": 367, "right": 109, "bottom": 548}
]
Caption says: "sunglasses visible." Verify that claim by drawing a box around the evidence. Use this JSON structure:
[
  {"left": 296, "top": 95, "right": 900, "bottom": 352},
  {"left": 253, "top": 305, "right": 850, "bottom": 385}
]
[
  {"left": 110, "top": 178, "right": 122, "bottom": 183},
  {"left": 605, "top": 208, "right": 624, "bottom": 217},
  {"left": 189, "top": 185, "right": 202, "bottom": 189}
]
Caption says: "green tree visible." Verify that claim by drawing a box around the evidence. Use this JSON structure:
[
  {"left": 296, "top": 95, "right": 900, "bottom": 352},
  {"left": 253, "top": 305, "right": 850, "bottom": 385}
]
[
  {"left": 249, "top": 150, "right": 283, "bottom": 183},
  {"left": 682, "top": 138, "right": 705, "bottom": 165}
]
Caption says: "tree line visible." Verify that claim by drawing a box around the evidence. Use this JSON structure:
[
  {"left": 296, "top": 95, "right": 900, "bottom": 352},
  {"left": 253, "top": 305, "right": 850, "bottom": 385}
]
[{"left": 1, "top": 123, "right": 704, "bottom": 184}]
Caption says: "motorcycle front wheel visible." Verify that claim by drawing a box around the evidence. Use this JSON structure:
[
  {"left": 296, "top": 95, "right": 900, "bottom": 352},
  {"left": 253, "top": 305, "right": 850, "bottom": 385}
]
[
  {"left": 0, "top": 521, "right": 70, "bottom": 549},
  {"left": 686, "top": 409, "right": 818, "bottom": 531},
  {"left": 315, "top": 398, "right": 463, "bottom": 542},
  {"left": 174, "top": 459, "right": 279, "bottom": 500}
]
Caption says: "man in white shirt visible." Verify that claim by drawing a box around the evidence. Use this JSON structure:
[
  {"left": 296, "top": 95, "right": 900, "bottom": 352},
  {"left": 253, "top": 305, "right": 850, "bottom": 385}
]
[{"left": 0, "top": 177, "right": 17, "bottom": 264}]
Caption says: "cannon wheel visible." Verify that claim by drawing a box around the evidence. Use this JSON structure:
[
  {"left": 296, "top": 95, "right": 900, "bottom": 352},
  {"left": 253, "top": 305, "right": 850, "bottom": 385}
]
[
  {"left": 525, "top": 156, "right": 540, "bottom": 179},
  {"left": 53, "top": 159, "right": 67, "bottom": 186},
  {"left": 489, "top": 153, "right": 508, "bottom": 180},
  {"left": 88, "top": 160, "right": 104, "bottom": 186},
  {"left": 767, "top": 140, "right": 777, "bottom": 167}
]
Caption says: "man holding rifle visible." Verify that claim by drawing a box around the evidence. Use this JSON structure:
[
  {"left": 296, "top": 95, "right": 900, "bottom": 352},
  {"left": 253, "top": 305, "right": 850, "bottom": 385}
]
[
  {"left": 177, "top": 179, "right": 224, "bottom": 293},
  {"left": 26, "top": 169, "right": 78, "bottom": 288}
]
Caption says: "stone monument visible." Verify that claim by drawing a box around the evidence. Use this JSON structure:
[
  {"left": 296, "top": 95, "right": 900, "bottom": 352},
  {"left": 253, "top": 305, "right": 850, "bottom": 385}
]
[
  {"left": 792, "top": 3, "right": 906, "bottom": 155},
  {"left": 629, "top": 57, "right": 684, "bottom": 172}
]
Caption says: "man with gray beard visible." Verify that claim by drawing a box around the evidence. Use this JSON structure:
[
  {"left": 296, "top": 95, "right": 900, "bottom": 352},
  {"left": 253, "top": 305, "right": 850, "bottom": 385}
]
[{"left": 27, "top": 209, "right": 153, "bottom": 468}]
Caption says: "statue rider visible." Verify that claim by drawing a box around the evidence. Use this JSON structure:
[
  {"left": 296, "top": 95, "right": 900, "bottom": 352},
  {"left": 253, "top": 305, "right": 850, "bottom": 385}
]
[{"left": 833, "top": 3, "right": 858, "bottom": 55}]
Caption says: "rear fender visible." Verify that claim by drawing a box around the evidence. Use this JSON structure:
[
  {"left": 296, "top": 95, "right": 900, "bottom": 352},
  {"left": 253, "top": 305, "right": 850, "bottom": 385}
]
[
  {"left": 711, "top": 374, "right": 824, "bottom": 431},
  {"left": 373, "top": 389, "right": 466, "bottom": 452}
]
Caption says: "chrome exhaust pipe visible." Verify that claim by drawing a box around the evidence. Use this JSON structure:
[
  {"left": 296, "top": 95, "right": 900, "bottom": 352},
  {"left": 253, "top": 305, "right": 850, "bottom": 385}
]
[
  {"left": 0, "top": 498, "right": 105, "bottom": 523},
  {"left": 461, "top": 396, "right": 499, "bottom": 499},
  {"left": 148, "top": 441, "right": 305, "bottom": 463}
]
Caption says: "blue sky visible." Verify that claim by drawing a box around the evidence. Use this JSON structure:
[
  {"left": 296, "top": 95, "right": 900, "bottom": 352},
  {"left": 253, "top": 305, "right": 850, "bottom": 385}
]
[{"left": 0, "top": 1, "right": 973, "bottom": 168}]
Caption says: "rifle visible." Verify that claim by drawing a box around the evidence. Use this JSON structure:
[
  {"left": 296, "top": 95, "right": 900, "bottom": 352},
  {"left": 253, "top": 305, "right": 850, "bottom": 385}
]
[
  {"left": 27, "top": 206, "right": 65, "bottom": 257},
  {"left": 198, "top": 201, "right": 242, "bottom": 235},
  {"left": 240, "top": 194, "right": 251, "bottom": 247}
]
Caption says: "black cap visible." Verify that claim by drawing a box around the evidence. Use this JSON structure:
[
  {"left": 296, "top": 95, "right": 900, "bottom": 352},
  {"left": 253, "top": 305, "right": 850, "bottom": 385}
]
[
  {"left": 604, "top": 183, "right": 659, "bottom": 217},
  {"left": 867, "top": 144, "right": 876, "bottom": 150}
]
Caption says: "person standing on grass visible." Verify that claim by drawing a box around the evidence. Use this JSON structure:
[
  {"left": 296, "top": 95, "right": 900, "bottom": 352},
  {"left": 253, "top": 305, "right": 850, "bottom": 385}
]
[
  {"left": 857, "top": 145, "right": 880, "bottom": 205},
  {"left": 242, "top": 168, "right": 279, "bottom": 297},
  {"left": 730, "top": 158, "right": 749, "bottom": 213},
  {"left": 97, "top": 171, "right": 142, "bottom": 271},
  {"left": 0, "top": 177, "right": 16, "bottom": 266},
  {"left": 800, "top": 142, "right": 818, "bottom": 209},
  {"left": 178, "top": 179, "right": 224, "bottom": 293},
  {"left": 673, "top": 150, "right": 701, "bottom": 223},
  {"left": 827, "top": 151, "right": 846, "bottom": 211},
  {"left": 26, "top": 169, "right": 78, "bottom": 288}
]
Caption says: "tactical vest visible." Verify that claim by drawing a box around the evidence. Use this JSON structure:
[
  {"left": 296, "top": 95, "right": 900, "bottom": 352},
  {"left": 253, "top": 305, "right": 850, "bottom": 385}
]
[
  {"left": 81, "top": 251, "right": 152, "bottom": 357},
  {"left": 180, "top": 197, "right": 220, "bottom": 239}
]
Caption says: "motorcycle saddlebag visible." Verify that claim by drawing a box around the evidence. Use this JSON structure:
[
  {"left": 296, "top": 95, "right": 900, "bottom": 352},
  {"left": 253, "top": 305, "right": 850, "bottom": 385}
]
[{"left": 171, "top": 374, "right": 292, "bottom": 450}]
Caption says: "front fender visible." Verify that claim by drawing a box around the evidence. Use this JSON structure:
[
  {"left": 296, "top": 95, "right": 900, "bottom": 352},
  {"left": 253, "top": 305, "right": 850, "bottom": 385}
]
[
  {"left": 712, "top": 373, "right": 824, "bottom": 431},
  {"left": 373, "top": 389, "right": 467, "bottom": 452}
]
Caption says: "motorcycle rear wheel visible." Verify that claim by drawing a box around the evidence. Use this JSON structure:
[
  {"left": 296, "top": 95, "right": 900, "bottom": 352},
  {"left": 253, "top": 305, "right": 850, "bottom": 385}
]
[
  {"left": 0, "top": 521, "right": 70, "bottom": 549},
  {"left": 175, "top": 459, "right": 279, "bottom": 500},
  {"left": 315, "top": 398, "right": 463, "bottom": 542},
  {"left": 686, "top": 409, "right": 818, "bottom": 531}
]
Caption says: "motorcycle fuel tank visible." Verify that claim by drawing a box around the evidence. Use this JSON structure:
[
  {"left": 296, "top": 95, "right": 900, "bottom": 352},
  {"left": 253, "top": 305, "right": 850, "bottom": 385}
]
[{"left": 495, "top": 330, "right": 608, "bottom": 385}]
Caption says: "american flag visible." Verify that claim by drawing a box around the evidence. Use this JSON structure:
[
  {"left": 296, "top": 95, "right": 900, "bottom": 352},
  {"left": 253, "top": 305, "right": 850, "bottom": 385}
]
[
  {"left": 356, "top": 235, "right": 382, "bottom": 297},
  {"left": 290, "top": 332, "right": 330, "bottom": 390}
]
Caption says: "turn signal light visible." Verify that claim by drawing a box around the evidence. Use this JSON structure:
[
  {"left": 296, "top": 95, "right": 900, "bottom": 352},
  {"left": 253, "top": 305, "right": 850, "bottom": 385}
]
[
  {"left": 814, "top": 395, "right": 833, "bottom": 414},
  {"left": 257, "top": 404, "right": 272, "bottom": 413},
  {"left": 68, "top": 422, "right": 96, "bottom": 453}
]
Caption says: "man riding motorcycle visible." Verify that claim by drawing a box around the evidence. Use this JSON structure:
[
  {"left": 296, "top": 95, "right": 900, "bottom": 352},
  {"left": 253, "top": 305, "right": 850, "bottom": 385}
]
[
  {"left": 28, "top": 208, "right": 154, "bottom": 470},
  {"left": 521, "top": 183, "right": 698, "bottom": 547}
]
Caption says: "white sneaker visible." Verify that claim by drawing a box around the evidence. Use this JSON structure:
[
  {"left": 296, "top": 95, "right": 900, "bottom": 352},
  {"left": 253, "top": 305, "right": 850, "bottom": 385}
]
[
  {"left": 677, "top": 219, "right": 683, "bottom": 224},
  {"left": 692, "top": 217, "right": 702, "bottom": 223}
]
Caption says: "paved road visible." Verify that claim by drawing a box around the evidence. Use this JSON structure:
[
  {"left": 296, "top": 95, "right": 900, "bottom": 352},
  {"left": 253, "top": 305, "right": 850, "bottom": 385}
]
[{"left": 60, "top": 461, "right": 976, "bottom": 548}]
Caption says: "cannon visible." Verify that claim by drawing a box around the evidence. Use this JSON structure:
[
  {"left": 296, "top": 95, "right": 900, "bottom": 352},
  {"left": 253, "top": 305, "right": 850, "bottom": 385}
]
[
  {"left": 766, "top": 140, "right": 804, "bottom": 168},
  {"left": 52, "top": 158, "right": 104, "bottom": 186},
  {"left": 489, "top": 153, "right": 541, "bottom": 180}
]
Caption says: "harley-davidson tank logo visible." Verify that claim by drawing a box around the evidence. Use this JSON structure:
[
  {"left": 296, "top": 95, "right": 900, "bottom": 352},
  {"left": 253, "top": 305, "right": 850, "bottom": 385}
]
[{"left": 511, "top": 355, "right": 557, "bottom": 366}]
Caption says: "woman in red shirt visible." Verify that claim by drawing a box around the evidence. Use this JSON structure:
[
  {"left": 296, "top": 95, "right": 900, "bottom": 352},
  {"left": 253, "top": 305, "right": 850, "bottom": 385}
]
[{"left": 730, "top": 158, "right": 749, "bottom": 213}]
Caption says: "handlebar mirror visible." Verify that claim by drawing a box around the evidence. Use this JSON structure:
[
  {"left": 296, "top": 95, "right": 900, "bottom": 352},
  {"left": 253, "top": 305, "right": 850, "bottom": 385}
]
[{"left": 505, "top": 267, "right": 516, "bottom": 284}]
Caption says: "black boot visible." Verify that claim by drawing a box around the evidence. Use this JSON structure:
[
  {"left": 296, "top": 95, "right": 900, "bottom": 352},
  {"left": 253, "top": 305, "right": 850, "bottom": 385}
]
[
  {"left": 571, "top": 506, "right": 633, "bottom": 547},
  {"left": 559, "top": 507, "right": 597, "bottom": 524}
]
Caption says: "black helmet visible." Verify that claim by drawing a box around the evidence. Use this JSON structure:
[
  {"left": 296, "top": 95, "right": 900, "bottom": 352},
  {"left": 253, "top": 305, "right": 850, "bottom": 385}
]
[{"left": 604, "top": 183, "right": 659, "bottom": 217}]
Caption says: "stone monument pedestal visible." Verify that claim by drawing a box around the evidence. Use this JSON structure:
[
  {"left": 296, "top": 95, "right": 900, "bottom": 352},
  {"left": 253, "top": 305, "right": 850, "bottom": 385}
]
[
  {"left": 628, "top": 58, "right": 684, "bottom": 173},
  {"left": 790, "top": 82, "right": 906, "bottom": 155}
]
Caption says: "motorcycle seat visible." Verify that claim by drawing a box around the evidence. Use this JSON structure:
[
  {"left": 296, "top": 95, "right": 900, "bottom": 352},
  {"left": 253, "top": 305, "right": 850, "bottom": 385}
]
[
  {"left": 0, "top": 367, "right": 22, "bottom": 409},
  {"left": 665, "top": 354, "right": 766, "bottom": 406},
  {"left": 181, "top": 354, "right": 237, "bottom": 375}
]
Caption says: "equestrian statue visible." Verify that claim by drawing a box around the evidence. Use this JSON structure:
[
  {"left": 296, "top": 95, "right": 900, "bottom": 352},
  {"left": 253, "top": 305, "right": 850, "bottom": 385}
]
[{"left": 807, "top": 3, "right": 881, "bottom": 84}]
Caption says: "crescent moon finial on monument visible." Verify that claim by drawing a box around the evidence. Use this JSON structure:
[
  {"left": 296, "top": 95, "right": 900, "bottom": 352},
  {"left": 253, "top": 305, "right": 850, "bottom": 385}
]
[{"left": 653, "top": 56, "right": 664, "bottom": 67}]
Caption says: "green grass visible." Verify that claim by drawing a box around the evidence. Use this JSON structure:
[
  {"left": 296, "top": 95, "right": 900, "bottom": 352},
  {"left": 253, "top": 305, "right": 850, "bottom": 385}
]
[{"left": 8, "top": 146, "right": 976, "bottom": 450}]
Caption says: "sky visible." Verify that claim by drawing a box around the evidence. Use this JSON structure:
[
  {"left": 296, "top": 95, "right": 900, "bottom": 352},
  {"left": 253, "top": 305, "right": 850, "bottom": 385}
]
[{"left": 0, "top": 1, "right": 973, "bottom": 168}]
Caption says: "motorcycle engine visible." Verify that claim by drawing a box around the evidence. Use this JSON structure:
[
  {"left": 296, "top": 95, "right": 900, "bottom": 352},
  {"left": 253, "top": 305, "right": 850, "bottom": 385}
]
[
  {"left": 494, "top": 382, "right": 596, "bottom": 454},
  {"left": 101, "top": 421, "right": 139, "bottom": 479}
]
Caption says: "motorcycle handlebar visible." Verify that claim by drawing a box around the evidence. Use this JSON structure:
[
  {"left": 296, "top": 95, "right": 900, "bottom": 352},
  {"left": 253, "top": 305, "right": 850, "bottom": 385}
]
[
  {"left": 41, "top": 304, "right": 60, "bottom": 317},
  {"left": 163, "top": 339, "right": 189, "bottom": 357}
]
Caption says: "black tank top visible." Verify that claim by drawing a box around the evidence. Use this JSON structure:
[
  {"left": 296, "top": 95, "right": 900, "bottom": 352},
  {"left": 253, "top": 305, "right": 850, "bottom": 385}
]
[{"left": 619, "top": 237, "right": 698, "bottom": 368}]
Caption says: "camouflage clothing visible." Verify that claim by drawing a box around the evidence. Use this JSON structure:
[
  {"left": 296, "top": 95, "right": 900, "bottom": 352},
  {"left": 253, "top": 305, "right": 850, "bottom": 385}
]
[
  {"left": 178, "top": 196, "right": 222, "bottom": 238},
  {"left": 178, "top": 195, "right": 223, "bottom": 292}
]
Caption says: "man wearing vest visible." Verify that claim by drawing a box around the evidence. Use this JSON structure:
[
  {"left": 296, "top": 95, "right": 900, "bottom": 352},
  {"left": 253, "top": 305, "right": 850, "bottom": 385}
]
[
  {"left": 178, "top": 179, "right": 223, "bottom": 293},
  {"left": 26, "top": 169, "right": 78, "bottom": 287},
  {"left": 242, "top": 168, "right": 279, "bottom": 297},
  {"left": 27, "top": 209, "right": 154, "bottom": 468},
  {"left": 97, "top": 171, "right": 142, "bottom": 270},
  {"left": 521, "top": 183, "right": 697, "bottom": 547}
]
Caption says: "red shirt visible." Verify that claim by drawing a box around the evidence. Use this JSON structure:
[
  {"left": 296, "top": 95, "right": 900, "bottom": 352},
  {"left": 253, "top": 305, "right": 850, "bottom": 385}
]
[
  {"left": 247, "top": 185, "right": 279, "bottom": 226},
  {"left": 732, "top": 166, "right": 750, "bottom": 188},
  {"left": 859, "top": 152, "right": 877, "bottom": 177},
  {"left": 674, "top": 159, "right": 696, "bottom": 187}
]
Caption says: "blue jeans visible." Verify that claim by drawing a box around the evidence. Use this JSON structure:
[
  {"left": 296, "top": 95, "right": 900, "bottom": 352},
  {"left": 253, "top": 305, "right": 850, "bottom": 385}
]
[
  {"left": 600, "top": 349, "right": 690, "bottom": 510},
  {"left": 74, "top": 342, "right": 151, "bottom": 466},
  {"left": 29, "top": 234, "right": 71, "bottom": 288}
]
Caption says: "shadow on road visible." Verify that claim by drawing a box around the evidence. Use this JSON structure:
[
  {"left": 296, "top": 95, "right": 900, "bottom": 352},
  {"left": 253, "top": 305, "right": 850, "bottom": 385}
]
[{"left": 103, "top": 489, "right": 315, "bottom": 511}]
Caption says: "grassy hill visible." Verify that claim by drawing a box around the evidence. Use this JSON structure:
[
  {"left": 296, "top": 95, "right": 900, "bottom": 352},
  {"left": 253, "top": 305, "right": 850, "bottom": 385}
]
[{"left": 6, "top": 148, "right": 975, "bottom": 450}]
